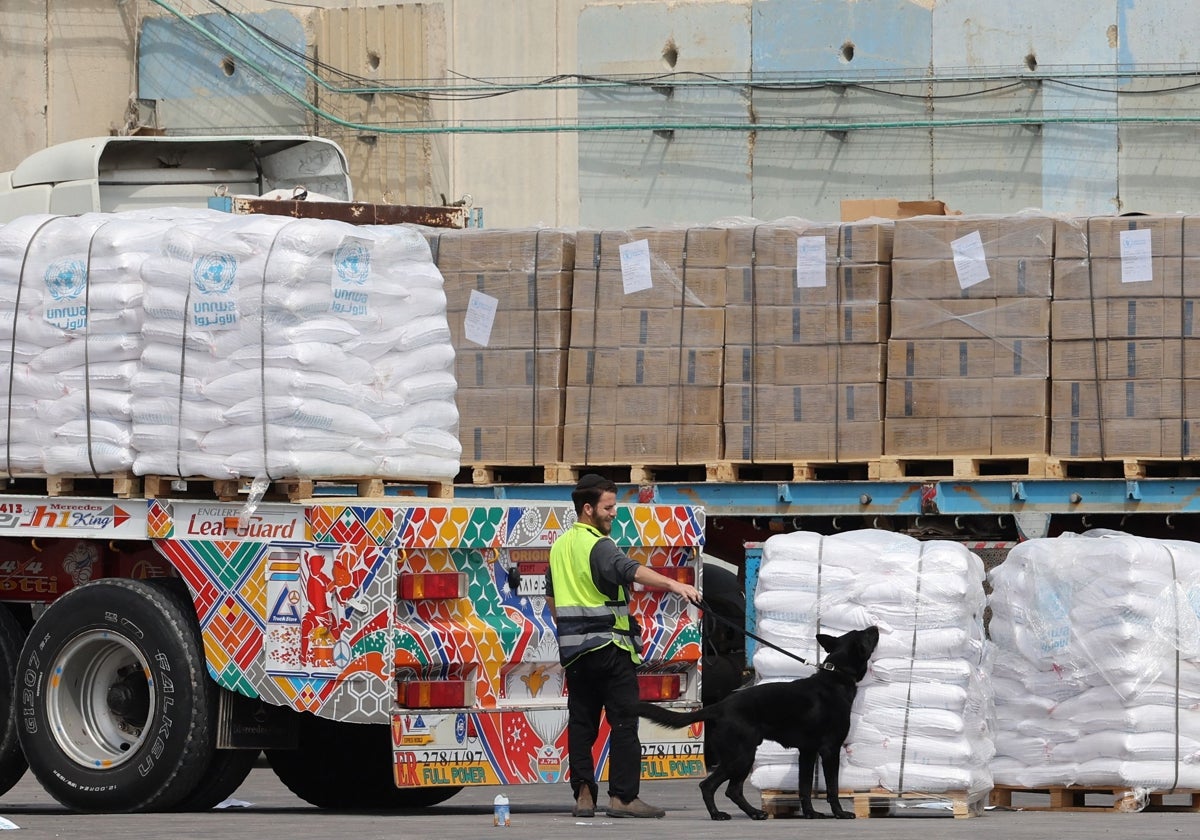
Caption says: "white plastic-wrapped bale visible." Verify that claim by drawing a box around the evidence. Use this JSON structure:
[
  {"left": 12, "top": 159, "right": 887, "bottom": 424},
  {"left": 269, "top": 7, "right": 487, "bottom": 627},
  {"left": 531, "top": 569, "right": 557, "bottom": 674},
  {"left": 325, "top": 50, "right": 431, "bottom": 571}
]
[
  {"left": 0, "top": 209, "right": 461, "bottom": 481},
  {"left": 988, "top": 530, "right": 1200, "bottom": 790},
  {"left": 0, "top": 213, "right": 164, "bottom": 475},
  {"left": 750, "top": 529, "right": 994, "bottom": 807}
]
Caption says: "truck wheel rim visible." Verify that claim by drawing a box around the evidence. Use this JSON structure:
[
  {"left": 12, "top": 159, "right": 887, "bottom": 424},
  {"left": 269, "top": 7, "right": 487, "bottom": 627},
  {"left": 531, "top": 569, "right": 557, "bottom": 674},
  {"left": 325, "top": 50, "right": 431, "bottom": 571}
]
[{"left": 46, "top": 631, "right": 153, "bottom": 769}]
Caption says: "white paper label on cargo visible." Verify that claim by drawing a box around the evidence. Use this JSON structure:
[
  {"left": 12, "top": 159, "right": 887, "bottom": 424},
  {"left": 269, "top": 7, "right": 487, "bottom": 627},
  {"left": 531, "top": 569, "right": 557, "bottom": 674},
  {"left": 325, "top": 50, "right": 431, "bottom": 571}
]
[
  {"left": 43, "top": 257, "right": 89, "bottom": 331},
  {"left": 795, "top": 236, "right": 828, "bottom": 288},
  {"left": 330, "top": 236, "right": 374, "bottom": 318},
  {"left": 1119, "top": 228, "right": 1153, "bottom": 283},
  {"left": 619, "top": 239, "right": 654, "bottom": 294},
  {"left": 950, "top": 230, "right": 990, "bottom": 289},
  {"left": 464, "top": 289, "right": 499, "bottom": 346},
  {"left": 190, "top": 252, "right": 240, "bottom": 330}
]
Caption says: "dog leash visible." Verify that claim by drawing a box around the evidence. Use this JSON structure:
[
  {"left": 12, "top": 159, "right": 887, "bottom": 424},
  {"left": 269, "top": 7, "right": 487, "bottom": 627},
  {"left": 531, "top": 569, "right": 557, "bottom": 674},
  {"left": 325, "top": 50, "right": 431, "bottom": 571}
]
[{"left": 697, "top": 597, "right": 837, "bottom": 672}]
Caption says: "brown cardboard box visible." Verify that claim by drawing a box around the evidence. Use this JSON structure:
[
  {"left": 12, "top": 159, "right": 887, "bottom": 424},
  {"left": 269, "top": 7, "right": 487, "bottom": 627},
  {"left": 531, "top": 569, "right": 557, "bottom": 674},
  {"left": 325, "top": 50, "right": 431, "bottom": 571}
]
[
  {"left": 891, "top": 257, "right": 1051, "bottom": 300},
  {"left": 887, "top": 339, "right": 1049, "bottom": 379},
  {"left": 449, "top": 309, "right": 570, "bottom": 350},
  {"left": 725, "top": 383, "right": 883, "bottom": 424},
  {"left": 1051, "top": 339, "right": 1180, "bottom": 380},
  {"left": 841, "top": 198, "right": 947, "bottom": 222},
  {"left": 1059, "top": 215, "right": 1184, "bottom": 261},
  {"left": 938, "top": 418, "right": 994, "bottom": 454},
  {"left": 459, "top": 425, "right": 563, "bottom": 466},
  {"left": 727, "top": 221, "right": 894, "bottom": 265},
  {"left": 1051, "top": 418, "right": 1163, "bottom": 458},
  {"left": 564, "top": 385, "right": 722, "bottom": 426},
  {"left": 432, "top": 229, "right": 574, "bottom": 272},
  {"left": 574, "top": 227, "right": 730, "bottom": 271},
  {"left": 614, "top": 425, "right": 713, "bottom": 462},
  {"left": 455, "top": 349, "right": 566, "bottom": 388},
  {"left": 893, "top": 217, "right": 1003, "bottom": 260},
  {"left": 726, "top": 344, "right": 885, "bottom": 386},
  {"left": 891, "top": 299, "right": 997, "bottom": 340},
  {"left": 723, "top": 423, "right": 777, "bottom": 460},
  {"left": 567, "top": 347, "right": 723, "bottom": 387},
  {"left": 996, "top": 216, "right": 1056, "bottom": 258},
  {"left": 569, "top": 307, "right": 725, "bottom": 349},
  {"left": 457, "top": 387, "right": 563, "bottom": 426},
  {"left": 886, "top": 379, "right": 1000, "bottom": 419},
  {"left": 1050, "top": 298, "right": 1198, "bottom": 340},
  {"left": 563, "top": 423, "right": 616, "bottom": 463},
  {"left": 573, "top": 268, "right": 727, "bottom": 309},
  {"left": 1051, "top": 256, "right": 1187, "bottom": 299},
  {"left": 1052, "top": 379, "right": 1200, "bottom": 421},
  {"left": 725, "top": 304, "right": 888, "bottom": 345},
  {"left": 884, "top": 417, "right": 938, "bottom": 455},
  {"left": 442, "top": 270, "right": 572, "bottom": 312},
  {"left": 992, "top": 417, "right": 1049, "bottom": 455}
]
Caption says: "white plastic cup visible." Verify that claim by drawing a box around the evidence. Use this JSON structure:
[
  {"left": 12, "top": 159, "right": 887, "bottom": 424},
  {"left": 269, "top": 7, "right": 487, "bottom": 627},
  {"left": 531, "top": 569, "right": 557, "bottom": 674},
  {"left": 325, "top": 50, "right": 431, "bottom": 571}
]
[{"left": 493, "top": 793, "right": 510, "bottom": 827}]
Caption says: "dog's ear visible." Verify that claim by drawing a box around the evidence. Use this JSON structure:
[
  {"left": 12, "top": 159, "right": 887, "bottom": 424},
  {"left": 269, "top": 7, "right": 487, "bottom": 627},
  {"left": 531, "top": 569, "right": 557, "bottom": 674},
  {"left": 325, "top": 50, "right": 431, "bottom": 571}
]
[{"left": 816, "top": 633, "right": 836, "bottom": 653}]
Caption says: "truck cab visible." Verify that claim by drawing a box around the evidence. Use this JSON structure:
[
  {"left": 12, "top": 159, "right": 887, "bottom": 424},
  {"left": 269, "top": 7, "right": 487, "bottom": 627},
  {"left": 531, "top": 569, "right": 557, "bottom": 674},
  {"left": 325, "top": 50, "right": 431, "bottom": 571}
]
[{"left": 0, "top": 135, "right": 352, "bottom": 223}]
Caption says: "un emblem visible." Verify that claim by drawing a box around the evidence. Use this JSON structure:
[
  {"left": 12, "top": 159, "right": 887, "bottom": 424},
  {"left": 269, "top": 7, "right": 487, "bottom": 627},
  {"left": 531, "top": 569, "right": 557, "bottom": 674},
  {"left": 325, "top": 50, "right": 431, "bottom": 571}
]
[
  {"left": 334, "top": 239, "right": 371, "bottom": 285},
  {"left": 192, "top": 252, "right": 238, "bottom": 294},
  {"left": 44, "top": 259, "right": 87, "bottom": 301}
]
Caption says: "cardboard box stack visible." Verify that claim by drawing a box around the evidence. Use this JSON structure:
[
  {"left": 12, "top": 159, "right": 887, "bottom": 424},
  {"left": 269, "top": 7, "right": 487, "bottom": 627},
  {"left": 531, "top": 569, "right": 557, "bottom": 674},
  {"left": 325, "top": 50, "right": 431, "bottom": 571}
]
[
  {"left": 1051, "top": 215, "right": 1199, "bottom": 457},
  {"left": 886, "top": 215, "right": 1054, "bottom": 456},
  {"left": 565, "top": 228, "right": 726, "bottom": 463},
  {"left": 722, "top": 220, "right": 891, "bottom": 461},
  {"left": 430, "top": 229, "right": 574, "bottom": 465}
]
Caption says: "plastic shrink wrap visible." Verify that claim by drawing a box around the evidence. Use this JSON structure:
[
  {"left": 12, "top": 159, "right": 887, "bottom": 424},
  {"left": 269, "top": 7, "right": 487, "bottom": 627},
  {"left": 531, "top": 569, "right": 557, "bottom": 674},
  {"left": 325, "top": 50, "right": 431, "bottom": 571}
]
[
  {"left": 989, "top": 530, "right": 1200, "bottom": 789},
  {"left": 0, "top": 210, "right": 460, "bottom": 481},
  {"left": 750, "top": 529, "right": 994, "bottom": 806}
]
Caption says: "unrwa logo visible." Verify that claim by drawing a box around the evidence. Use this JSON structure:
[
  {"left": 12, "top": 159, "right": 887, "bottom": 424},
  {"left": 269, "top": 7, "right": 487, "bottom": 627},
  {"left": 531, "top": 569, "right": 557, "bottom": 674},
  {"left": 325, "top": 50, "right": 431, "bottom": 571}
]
[
  {"left": 334, "top": 239, "right": 370, "bottom": 285},
  {"left": 44, "top": 259, "right": 87, "bottom": 301},
  {"left": 193, "top": 252, "right": 238, "bottom": 294}
]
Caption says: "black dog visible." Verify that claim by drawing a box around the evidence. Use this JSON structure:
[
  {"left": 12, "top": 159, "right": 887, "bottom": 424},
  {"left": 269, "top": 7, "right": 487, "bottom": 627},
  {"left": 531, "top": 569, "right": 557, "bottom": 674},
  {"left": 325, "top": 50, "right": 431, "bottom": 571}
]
[{"left": 637, "top": 626, "right": 879, "bottom": 821}]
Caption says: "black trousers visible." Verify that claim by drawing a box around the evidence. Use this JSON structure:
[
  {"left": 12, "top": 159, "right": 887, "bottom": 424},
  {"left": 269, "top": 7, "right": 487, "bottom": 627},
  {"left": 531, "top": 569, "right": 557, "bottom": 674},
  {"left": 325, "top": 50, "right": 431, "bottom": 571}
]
[{"left": 565, "top": 643, "right": 641, "bottom": 803}]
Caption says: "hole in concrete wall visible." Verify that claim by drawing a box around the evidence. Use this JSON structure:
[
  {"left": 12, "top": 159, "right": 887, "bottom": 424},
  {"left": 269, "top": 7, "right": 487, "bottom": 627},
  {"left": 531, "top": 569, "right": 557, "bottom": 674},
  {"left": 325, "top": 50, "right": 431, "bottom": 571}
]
[
  {"left": 220, "top": 57, "right": 236, "bottom": 77},
  {"left": 1025, "top": 52, "right": 1038, "bottom": 71},
  {"left": 663, "top": 38, "right": 679, "bottom": 68},
  {"left": 367, "top": 50, "right": 381, "bottom": 72},
  {"left": 841, "top": 41, "right": 855, "bottom": 62}
]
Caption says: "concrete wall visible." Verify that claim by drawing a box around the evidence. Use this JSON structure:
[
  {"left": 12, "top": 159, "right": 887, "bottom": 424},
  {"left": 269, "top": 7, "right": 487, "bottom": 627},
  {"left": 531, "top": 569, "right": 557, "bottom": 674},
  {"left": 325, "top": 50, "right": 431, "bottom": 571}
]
[{"left": 6, "top": 1, "right": 1200, "bottom": 226}]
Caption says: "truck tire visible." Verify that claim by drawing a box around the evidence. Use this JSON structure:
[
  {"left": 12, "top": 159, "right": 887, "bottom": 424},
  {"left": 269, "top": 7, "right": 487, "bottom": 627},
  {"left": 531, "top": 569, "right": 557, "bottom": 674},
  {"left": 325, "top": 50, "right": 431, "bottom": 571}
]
[
  {"left": 266, "top": 714, "right": 461, "bottom": 809},
  {"left": 0, "top": 604, "right": 28, "bottom": 795},
  {"left": 16, "top": 578, "right": 214, "bottom": 812}
]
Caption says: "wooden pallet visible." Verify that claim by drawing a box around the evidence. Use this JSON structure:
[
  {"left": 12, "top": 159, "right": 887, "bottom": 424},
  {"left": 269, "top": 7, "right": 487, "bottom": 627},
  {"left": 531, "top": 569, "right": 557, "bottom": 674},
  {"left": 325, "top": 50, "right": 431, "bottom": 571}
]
[
  {"left": 874, "top": 455, "right": 1051, "bottom": 480},
  {"left": 1046, "top": 457, "right": 1200, "bottom": 480},
  {"left": 990, "top": 784, "right": 1200, "bottom": 813},
  {"left": 761, "top": 788, "right": 978, "bottom": 819},
  {"left": 143, "top": 475, "right": 453, "bottom": 503},
  {"left": 708, "top": 460, "right": 873, "bottom": 482},
  {"left": 545, "top": 463, "right": 714, "bottom": 485},
  {"left": 1, "top": 473, "right": 140, "bottom": 499}
]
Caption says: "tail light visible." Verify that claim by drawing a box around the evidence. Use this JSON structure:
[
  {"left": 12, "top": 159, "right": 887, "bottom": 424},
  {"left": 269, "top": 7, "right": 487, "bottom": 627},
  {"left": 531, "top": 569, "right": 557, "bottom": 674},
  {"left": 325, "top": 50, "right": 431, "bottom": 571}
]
[
  {"left": 399, "top": 572, "right": 466, "bottom": 600},
  {"left": 398, "top": 679, "right": 475, "bottom": 708},
  {"left": 637, "top": 674, "right": 682, "bottom": 701}
]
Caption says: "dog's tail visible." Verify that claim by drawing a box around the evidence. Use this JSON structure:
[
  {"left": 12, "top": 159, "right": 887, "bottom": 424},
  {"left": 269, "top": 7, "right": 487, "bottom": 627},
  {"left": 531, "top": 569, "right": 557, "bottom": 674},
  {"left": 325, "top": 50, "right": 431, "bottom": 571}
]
[{"left": 635, "top": 701, "right": 718, "bottom": 728}]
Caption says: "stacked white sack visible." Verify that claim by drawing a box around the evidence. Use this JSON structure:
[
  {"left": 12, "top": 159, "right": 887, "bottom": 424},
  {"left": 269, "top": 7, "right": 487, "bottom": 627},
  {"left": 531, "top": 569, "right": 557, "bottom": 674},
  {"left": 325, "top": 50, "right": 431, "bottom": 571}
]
[
  {"left": 749, "top": 529, "right": 994, "bottom": 802},
  {"left": 0, "top": 213, "right": 158, "bottom": 474},
  {"left": 133, "top": 210, "right": 460, "bottom": 480},
  {"left": 989, "top": 530, "right": 1200, "bottom": 789}
]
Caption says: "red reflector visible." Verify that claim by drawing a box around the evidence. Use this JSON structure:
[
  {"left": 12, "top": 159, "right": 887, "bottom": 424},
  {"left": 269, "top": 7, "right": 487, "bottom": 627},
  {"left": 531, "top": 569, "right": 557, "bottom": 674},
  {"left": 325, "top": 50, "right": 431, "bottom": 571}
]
[
  {"left": 399, "top": 572, "right": 465, "bottom": 600},
  {"left": 659, "top": 566, "right": 697, "bottom": 585},
  {"left": 398, "top": 679, "right": 474, "bottom": 708},
  {"left": 637, "top": 674, "right": 682, "bottom": 701}
]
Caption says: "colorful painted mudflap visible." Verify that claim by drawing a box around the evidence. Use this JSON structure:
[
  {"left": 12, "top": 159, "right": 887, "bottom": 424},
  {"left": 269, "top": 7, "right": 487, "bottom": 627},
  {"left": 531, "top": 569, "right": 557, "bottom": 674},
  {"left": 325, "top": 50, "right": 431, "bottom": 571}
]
[
  {"left": 391, "top": 502, "right": 706, "bottom": 788},
  {"left": 149, "top": 497, "right": 705, "bottom": 790}
]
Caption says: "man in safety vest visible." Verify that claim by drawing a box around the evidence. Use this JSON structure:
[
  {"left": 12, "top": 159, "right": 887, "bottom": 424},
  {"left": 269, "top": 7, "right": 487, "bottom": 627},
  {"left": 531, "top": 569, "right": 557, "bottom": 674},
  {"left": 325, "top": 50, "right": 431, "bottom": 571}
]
[{"left": 546, "top": 474, "right": 701, "bottom": 819}]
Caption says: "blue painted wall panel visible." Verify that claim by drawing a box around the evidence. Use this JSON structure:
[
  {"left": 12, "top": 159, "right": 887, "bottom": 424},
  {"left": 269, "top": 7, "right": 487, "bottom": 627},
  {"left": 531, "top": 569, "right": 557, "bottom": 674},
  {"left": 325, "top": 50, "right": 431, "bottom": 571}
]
[
  {"left": 753, "top": 0, "right": 931, "bottom": 73},
  {"left": 139, "top": 11, "right": 307, "bottom": 101}
]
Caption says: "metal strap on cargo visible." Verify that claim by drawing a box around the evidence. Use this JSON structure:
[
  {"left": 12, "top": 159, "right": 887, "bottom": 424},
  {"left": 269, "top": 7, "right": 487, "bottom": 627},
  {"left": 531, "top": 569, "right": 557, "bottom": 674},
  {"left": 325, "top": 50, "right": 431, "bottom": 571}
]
[
  {"left": 257, "top": 226, "right": 287, "bottom": 482},
  {"left": 896, "top": 541, "right": 926, "bottom": 796}
]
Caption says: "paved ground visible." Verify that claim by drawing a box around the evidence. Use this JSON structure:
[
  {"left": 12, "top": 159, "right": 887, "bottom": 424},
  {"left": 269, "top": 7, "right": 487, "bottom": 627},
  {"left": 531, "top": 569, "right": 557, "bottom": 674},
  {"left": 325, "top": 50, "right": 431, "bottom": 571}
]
[{"left": 0, "top": 767, "right": 1196, "bottom": 839}]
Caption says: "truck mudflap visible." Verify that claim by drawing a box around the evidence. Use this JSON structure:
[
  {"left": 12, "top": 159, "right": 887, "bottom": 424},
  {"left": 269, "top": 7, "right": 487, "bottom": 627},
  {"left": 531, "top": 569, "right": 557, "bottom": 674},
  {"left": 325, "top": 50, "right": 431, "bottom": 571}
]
[
  {"left": 392, "top": 711, "right": 705, "bottom": 787},
  {"left": 392, "top": 502, "right": 705, "bottom": 787}
]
